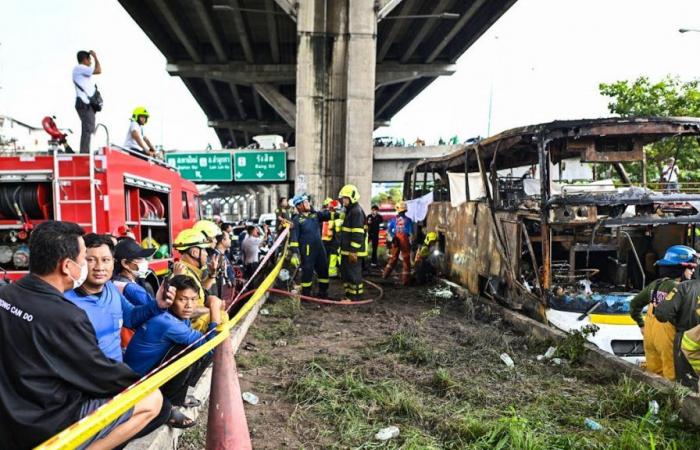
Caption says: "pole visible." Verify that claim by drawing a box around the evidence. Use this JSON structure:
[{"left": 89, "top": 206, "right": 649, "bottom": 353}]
[{"left": 206, "top": 336, "right": 252, "bottom": 450}]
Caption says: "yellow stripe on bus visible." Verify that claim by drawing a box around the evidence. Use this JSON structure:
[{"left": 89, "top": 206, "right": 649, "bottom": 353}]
[{"left": 589, "top": 314, "right": 637, "bottom": 326}]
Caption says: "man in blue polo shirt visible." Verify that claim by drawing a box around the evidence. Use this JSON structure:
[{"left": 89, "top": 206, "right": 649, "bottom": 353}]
[{"left": 64, "top": 233, "right": 173, "bottom": 361}]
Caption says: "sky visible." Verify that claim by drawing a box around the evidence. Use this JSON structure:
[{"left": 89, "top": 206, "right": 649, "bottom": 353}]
[{"left": 2, "top": 0, "right": 700, "bottom": 150}]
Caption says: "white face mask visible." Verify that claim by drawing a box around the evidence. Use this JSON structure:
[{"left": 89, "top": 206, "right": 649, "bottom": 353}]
[
  {"left": 68, "top": 259, "right": 88, "bottom": 290},
  {"left": 133, "top": 260, "right": 150, "bottom": 279}
]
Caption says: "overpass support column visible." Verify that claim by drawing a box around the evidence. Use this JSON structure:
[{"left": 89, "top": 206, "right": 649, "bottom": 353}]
[{"left": 295, "top": 0, "right": 377, "bottom": 210}]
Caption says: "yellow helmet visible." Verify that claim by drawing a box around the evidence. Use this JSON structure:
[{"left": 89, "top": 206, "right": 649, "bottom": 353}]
[
  {"left": 425, "top": 231, "right": 438, "bottom": 244},
  {"left": 173, "top": 228, "right": 210, "bottom": 251},
  {"left": 323, "top": 197, "right": 333, "bottom": 207},
  {"left": 395, "top": 201, "right": 407, "bottom": 212},
  {"left": 338, "top": 184, "right": 360, "bottom": 203},
  {"left": 141, "top": 236, "right": 159, "bottom": 250},
  {"left": 132, "top": 106, "right": 150, "bottom": 120},
  {"left": 193, "top": 219, "right": 222, "bottom": 242}
]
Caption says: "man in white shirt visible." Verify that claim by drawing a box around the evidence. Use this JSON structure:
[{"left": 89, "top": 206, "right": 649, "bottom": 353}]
[
  {"left": 241, "top": 225, "right": 264, "bottom": 282},
  {"left": 72, "top": 50, "right": 101, "bottom": 153},
  {"left": 123, "top": 106, "right": 157, "bottom": 158},
  {"left": 661, "top": 156, "right": 680, "bottom": 193}
]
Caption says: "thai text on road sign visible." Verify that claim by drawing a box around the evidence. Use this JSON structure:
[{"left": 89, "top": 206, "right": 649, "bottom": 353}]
[
  {"left": 233, "top": 150, "right": 287, "bottom": 182},
  {"left": 166, "top": 152, "right": 233, "bottom": 182}
]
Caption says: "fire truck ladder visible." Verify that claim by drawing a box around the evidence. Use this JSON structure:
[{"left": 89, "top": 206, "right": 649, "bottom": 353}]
[{"left": 52, "top": 151, "right": 97, "bottom": 231}]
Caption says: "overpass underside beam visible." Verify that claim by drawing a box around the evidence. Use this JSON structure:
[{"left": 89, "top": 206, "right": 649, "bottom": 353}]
[{"left": 295, "top": 0, "right": 378, "bottom": 210}]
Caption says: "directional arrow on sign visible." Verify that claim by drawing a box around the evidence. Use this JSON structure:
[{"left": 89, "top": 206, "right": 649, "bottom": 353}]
[
  {"left": 236, "top": 171, "right": 243, "bottom": 179},
  {"left": 256, "top": 171, "right": 264, "bottom": 178},
  {"left": 277, "top": 171, "right": 285, "bottom": 178}
]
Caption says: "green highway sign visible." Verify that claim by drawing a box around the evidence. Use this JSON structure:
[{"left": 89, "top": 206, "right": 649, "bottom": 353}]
[
  {"left": 166, "top": 153, "right": 233, "bottom": 182},
  {"left": 233, "top": 150, "right": 287, "bottom": 182}
]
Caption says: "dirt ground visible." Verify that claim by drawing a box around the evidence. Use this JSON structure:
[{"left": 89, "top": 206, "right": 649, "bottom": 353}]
[{"left": 180, "top": 273, "right": 700, "bottom": 449}]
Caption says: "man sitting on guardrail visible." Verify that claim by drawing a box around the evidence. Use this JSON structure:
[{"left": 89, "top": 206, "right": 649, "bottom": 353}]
[
  {"left": 0, "top": 221, "right": 163, "bottom": 450},
  {"left": 125, "top": 275, "right": 223, "bottom": 428}
]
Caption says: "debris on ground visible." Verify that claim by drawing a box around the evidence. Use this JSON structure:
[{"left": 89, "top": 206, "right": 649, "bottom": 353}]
[
  {"left": 499, "top": 352, "right": 515, "bottom": 368},
  {"left": 260, "top": 308, "right": 270, "bottom": 316},
  {"left": 649, "top": 400, "right": 660, "bottom": 415},
  {"left": 552, "top": 357, "right": 563, "bottom": 365},
  {"left": 242, "top": 392, "right": 259, "bottom": 405},
  {"left": 374, "top": 425, "right": 400, "bottom": 441},
  {"left": 427, "top": 286, "right": 453, "bottom": 299},
  {"left": 544, "top": 346, "right": 557, "bottom": 359},
  {"left": 273, "top": 339, "right": 287, "bottom": 347},
  {"left": 584, "top": 418, "right": 603, "bottom": 431}
]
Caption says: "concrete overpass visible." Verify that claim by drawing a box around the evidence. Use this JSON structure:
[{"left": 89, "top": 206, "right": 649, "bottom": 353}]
[{"left": 119, "top": 0, "right": 516, "bottom": 209}]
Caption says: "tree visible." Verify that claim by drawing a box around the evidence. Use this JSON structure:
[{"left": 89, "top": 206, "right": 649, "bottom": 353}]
[
  {"left": 371, "top": 186, "right": 403, "bottom": 206},
  {"left": 599, "top": 76, "right": 700, "bottom": 182}
]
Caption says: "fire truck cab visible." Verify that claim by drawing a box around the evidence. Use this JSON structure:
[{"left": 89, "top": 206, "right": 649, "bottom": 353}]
[{"left": 0, "top": 145, "right": 201, "bottom": 280}]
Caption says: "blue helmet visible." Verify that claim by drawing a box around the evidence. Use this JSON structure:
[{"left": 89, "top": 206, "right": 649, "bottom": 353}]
[
  {"left": 656, "top": 245, "right": 698, "bottom": 266},
  {"left": 291, "top": 193, "right": 309, "bottom": 207}
]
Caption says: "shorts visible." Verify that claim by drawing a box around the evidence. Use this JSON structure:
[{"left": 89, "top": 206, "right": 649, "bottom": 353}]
[{"left": 76, "top": 398, "right": 134, "bottom": 450}]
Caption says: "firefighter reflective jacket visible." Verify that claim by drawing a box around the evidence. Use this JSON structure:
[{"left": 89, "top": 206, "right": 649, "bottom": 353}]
[
  {"left": 290, "top": 209, "right": 331, "bottom": 256},
  {"left": 340, "top": 202, "right": 366, "bottom": 255},
  {"left": 681, "top": 324, "right": 700, "bottom": 375},
  {"left": 654, "top": 279, "right": 700, "bottom": 332}
]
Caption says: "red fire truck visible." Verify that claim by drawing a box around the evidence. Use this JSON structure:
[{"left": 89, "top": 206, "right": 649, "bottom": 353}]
[{"left": 0, "top": 128, "right": 200, "bottom": 281}]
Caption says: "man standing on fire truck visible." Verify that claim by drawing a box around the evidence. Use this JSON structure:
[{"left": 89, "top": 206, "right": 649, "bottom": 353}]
[
  {"left": 73, "top": 50, "right": 101, "bottom": 153},
  {"left": 382, "top": 201, "right": 413, "bottom": 286},
  {"left": 338, "top": 185, "right": 367, "bottom": 301}
]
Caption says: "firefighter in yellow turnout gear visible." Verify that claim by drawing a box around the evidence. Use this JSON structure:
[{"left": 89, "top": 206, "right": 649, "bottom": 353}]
[
  {"left": 413, "top": 231, "right": 438, "bottom": 285},
  {"left": 321, "top": 198, "right": 343, "bottom": 278},
  {"left": 338, "top": 185, "right": 366, "bottom": 301}
]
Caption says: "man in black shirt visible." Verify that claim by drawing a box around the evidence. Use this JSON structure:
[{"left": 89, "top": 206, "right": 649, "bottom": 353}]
[
  {"left": 366, "top": 205, "right": 384, "bottom": 266},
  {"left": 0, "top": 221, "right": 163, "bottom": 450}
]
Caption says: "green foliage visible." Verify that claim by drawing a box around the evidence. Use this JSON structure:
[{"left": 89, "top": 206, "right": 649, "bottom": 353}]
[
  {"left": 599, "top": 76, "right": 700, "bottom": 182},
  {"left": 371, "top": 186, "right": 403, "bottom": 206},
  {"left": 555, "top": 324, "right": 599, "bottom": 365}
]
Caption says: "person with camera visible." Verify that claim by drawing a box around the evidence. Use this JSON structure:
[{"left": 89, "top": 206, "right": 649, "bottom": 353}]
[{"left": 73, "top": 50, "right": 102, "bottom": 153}]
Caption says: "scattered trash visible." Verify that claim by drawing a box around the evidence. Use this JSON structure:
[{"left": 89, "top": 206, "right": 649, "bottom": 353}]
[
  {"left": 584, "top": 418, "right": 603, "bottom": 431},
  {"left": 375, "top": 426, "right": 400, "bottom": 441},
  {"left": 274, "top": 339, "right": 287, "bottom": 347},
  {"left": 563, "top": 377, "right": 577, "bottom": 383},
  {"left": 428, "top": 287, "right": 453, "bottom": 299},
  {"left": 648, "top": 400, "right": 659, "bottom": 415},
  {"left": 500, "top": 353, "right": 515, "bottom": 368},
  {"left": 242, "top": 392, "right": 259, "bottom": 405},
  {"left": 544, "top": 346, "right": 557, "bottom": 359},
  {"left": 278, "top": 268, "right": 291, "bottom": 282},
  {"left": 536, "top": 354, "right": 545, "bottom": 361},
  {"left": 243, "top": 342, "right": 258, "bottom": 352},
  {"left": 260, "top": 308, "right": 270, "bottom": 316},
  {"left": 552, "top": 358, "right": 562, "bottom": 365}
]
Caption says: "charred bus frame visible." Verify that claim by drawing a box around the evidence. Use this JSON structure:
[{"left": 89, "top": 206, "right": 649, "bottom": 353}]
[{"left": 405, "top": 117, "right": 700, "bottom": 322}]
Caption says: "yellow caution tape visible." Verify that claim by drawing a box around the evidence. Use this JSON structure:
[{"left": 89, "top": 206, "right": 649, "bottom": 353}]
[
  {"left": 35, "top": 234, "right": 289, "bottom": 450},
  {"left": 589, "top": 313, "right": 637, "bottom": 326}
]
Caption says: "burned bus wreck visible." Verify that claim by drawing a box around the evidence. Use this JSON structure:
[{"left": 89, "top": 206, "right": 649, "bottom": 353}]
[{"left": 405, "top": 117, "right": 700, "bottom": 363}]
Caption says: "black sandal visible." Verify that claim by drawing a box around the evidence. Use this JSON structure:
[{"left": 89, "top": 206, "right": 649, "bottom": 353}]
[
  {"left": 182, "top": 395, "right": 201, "bottom": 408},
  {"left": 168, "top": 407, "right": 196, "bottom": 429}
]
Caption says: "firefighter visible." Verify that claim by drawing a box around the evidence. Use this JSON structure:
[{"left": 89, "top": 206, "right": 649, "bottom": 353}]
[
  {"left": 382, "top": 201, "right": 413, "bottom": 285},
  {"left": 289, "top": 194, "right": 331, "bottom": 298},
  {"left": 123, "top": 106, "right": 157, "bottom": 158},
  {"left": 172, "top": 228, "right": 221, "bottom": 332},
  {"left": 629, "top": 245, "right": 696, "bottom": 381},
  {"left": 321, "top": 198, "right": 343, "bottom": 278},
  {"left": 680, "top": 323, "right": 700, "bottom": 391},
  {"left": 414, "top": 231, "right": 438, "bottom": 285},
  {"left": 653, "top": 245, "right": 700, "bottom": 387},
  {"left": 338, "top": 185, "right": 366, "bottom": 301}
]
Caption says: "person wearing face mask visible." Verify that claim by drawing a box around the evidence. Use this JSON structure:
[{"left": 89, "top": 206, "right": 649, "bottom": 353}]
[
  {"left": 0, "top": 221, "right": 165, "bottom": 450},
  {"left": 64, "top": 234, "right": 174, "bottom": 362},
  {"left": 113, "top": 237, "right": 157, "bottom": 305}
]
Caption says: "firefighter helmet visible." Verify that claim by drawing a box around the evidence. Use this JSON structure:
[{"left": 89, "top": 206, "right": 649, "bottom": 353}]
[
  {"left": 425, "top": 231, "right": 438, "bottom": 244},
  {"left": 395, "top": 201, "right": 407, "bottom": 212},
  {"left": 291, "top": 193, "right": 309, "bottom": 207},
  {"left": 323, "top": 197, "right": 333, "bottom": 207},
  {"left": 132, "top": 106, "right": 150, "bottom": 120},
  {"left": 656, "top": 245, "right": 698, "bottom": 267},
  {"left": 173, "top": 228, "right": 210, "bottom": 251},
  {"left": 193, "top": 219, "right": 222, "bottom": 241},
  {"left": 338, "top": 184, "right": 360, "bottom": 203}
]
